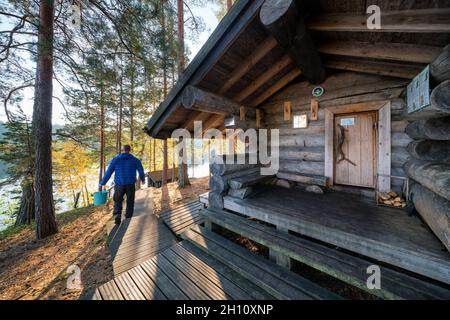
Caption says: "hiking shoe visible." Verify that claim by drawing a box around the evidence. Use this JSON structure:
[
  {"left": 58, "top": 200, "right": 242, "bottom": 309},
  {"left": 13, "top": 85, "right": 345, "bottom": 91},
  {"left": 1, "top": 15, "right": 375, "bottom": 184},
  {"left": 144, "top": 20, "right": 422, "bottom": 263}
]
[{"left": 114, "top": 214, "right": 121, "bottom": 225}]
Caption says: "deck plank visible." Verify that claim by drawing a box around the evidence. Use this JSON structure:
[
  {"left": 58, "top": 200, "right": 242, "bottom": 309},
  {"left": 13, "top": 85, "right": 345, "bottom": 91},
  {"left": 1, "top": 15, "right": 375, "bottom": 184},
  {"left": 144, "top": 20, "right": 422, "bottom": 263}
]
[
  {"left": 140, "top": 259, "right": 189, "bottom": 300},
  {"left": 223, "top": 187, "right": 450, "bottom": 285},
  {"left": 203, "top": 208, "right": 450, "bottom": 299},
  {"left": 171, "top": 244, "right": 265, "bottom": 300},
  {"left": 160, "top": 200, "right": 205, "bottom": 235},
  {"left": 154, "top": 254, "right": 212, "bottom": 300},
  {"left": 162, "top": 248, "right": 231, "bottom": 300},
  {"left": 178, "top": 242, "right": 275, "bottom": 300},
  {"left": 182, "top": 226, "right": 341, "bottom": 300},
  {"left": 128, "top": 267, "right": 167, "bottom": 300},
  {"left": 106, "top": 199, "right": 178, "bottom": 275}
]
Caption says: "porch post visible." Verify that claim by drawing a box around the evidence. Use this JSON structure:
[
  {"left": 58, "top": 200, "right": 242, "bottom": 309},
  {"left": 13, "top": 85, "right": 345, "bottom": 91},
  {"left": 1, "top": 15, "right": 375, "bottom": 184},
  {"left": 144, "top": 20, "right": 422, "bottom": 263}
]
[{"left": 269, "top": 226, "right": 292, "bottom": 270}]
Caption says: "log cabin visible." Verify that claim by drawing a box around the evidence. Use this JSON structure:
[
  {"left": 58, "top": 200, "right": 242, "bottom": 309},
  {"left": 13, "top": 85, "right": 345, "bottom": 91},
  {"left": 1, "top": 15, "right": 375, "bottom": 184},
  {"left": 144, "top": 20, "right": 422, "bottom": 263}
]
[{"left": 144, "top": 0, "right": 450, "bottom": 299}]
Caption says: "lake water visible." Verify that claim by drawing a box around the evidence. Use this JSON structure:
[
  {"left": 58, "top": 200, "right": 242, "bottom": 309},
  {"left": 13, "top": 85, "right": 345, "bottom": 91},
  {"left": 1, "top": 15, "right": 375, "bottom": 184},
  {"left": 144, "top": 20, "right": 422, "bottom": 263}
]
[{"left": 0, "top": 163, "right": 211, "bottom": 231}]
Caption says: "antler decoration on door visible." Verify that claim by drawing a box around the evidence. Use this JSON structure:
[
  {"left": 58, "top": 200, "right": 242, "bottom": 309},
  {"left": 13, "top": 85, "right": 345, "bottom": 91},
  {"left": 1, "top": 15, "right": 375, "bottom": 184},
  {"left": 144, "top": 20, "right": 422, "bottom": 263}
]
[{"left": 336, "top": 124, "right": 357, "bottom": 166}]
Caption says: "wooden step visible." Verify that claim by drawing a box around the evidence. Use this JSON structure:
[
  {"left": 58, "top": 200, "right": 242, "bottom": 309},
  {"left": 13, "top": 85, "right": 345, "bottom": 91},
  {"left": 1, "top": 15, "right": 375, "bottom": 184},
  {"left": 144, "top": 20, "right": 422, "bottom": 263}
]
[
  {"left": 202, "top": 208, "right": 450, "bottom": 300},
  {"left": 181, "top": 225, "right": 341, "bottom": 300},
  {"left": 159, "top": 200, "right": 204, "bottom": 235},
  {"left": 95, "top": 241, "right": 278, "bottom": 300}
]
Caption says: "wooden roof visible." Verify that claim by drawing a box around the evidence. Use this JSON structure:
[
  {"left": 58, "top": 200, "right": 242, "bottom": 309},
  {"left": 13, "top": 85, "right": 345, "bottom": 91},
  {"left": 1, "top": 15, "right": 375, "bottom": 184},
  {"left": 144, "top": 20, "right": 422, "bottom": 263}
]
[{"left": 145, "top": 0, "right": 450, "bottom": 139}]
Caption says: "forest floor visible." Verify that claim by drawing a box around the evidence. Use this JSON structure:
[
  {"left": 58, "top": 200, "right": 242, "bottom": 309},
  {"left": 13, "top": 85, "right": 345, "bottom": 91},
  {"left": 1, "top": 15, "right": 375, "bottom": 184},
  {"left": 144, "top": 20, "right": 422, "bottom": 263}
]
[{"left": 0, "top": 177, "right": 210, "bottom": 300}]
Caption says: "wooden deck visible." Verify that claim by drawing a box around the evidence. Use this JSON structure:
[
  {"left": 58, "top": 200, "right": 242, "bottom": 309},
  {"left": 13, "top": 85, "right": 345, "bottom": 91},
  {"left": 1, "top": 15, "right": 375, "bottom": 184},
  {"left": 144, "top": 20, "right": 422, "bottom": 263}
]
[
  {"left": 202, "top": 207, "right": 450, "bottom": 299},
  {"left": 159, "top": 200, "right": 205, "bottom": 235},
  {"left": 107, "top": 188, "right": 178, "bottom": 275},
  {"left": 223, "top": 186, "right": 450, "bottom": 285},
  {"left": 94, "top": 229, "right": 340, "bottom": 300}
]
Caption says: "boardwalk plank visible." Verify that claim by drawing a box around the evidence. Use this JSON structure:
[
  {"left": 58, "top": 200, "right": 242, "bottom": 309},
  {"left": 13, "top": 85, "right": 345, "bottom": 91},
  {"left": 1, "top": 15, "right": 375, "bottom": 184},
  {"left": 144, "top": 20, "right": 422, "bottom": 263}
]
[
  {"left": 162, "top": 248, "right": 230, "bottom": 300},
  {"left": 128, "top": 267, "right": 167, "bottom": 300},
  {"left": 169, "top": 245, "right": 253, "bottom": 300},
  {"left": 154, "top": 254, "right": 212, "bottom": 300},
  {"left": 179, "top": 241, "right": 275, "bottom": 300},
  {"left": 140, "top": 259, "right": 189, "bottom": 300}
]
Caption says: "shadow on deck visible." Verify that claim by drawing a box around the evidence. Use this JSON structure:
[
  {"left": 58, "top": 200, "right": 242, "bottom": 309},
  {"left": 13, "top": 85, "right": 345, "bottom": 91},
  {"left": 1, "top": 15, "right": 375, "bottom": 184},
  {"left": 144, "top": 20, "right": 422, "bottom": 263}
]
[{"left": 107, "top": 188, "right": 178, "bottom": 275}]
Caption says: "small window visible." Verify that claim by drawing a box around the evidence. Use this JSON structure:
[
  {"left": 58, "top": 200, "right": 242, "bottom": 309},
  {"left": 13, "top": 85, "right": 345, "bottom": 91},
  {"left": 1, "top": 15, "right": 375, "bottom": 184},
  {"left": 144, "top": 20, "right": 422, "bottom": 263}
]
[
  {"left": 293, "top": 114, "right": 308, "bottom": 129},
  {"left": 340, "top": 117, "right": 355, "bottom": 126}
]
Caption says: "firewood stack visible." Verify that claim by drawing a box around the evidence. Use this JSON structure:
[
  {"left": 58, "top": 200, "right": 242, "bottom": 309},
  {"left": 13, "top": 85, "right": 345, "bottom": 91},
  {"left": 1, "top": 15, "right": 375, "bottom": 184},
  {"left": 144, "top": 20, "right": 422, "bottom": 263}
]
[
  {"left": 403, "top": 45, "right": 450, "bottom": 253},
  {"left": 377, "top": 191, "right": 407, "bottom": 208}
]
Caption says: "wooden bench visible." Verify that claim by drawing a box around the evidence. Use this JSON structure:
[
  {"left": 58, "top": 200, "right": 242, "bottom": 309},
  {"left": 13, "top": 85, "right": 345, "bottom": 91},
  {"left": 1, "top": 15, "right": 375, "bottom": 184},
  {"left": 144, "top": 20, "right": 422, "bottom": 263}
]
[
  {"left": 201, "top": 208, "right": 450, "bottom": 300},
  {"left": 182, "top": 225, "right": 341, "bottom": 300},
  {"left": 146, "top": 168, "right": 178, "bottom": 188},
  {"left": 276, "top": 171, "right": 328, "bottom": 187},
  {"left": 228, "top": 172, "right": 274, "bottom": 190}
]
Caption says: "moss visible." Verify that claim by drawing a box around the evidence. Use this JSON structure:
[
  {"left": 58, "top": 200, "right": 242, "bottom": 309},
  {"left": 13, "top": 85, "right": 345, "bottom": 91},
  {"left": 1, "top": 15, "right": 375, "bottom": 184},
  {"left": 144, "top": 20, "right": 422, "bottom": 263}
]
[
  {"left": 0, "top": 206, "right": 98, "bottom": 240},
  {"left": 0, "top": 224, "right": 30, "bottom": 240},
  {"left": 57, "top": 206, "right": 94, "bottom": 225}
]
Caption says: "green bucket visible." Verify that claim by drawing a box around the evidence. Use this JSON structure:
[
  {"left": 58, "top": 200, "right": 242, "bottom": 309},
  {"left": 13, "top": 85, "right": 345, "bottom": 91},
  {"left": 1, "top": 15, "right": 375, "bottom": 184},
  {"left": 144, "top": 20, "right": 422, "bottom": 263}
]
[{"left": 93, "top": 190, "right": 109, "bottom": 206}]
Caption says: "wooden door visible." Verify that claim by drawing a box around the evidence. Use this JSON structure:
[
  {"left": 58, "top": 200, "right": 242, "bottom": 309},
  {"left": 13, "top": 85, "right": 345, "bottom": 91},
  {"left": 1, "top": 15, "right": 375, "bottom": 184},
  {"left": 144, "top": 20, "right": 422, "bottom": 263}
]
[{"left": 334, "top": 112, "right": 377, "bottom": 188}]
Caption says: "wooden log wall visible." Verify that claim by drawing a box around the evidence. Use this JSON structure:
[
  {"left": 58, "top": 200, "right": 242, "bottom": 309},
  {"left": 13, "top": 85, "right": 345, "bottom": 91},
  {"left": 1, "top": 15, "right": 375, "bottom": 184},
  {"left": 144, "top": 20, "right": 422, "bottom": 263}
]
[
  {"left": 261, "top": 72, "right": 411, "bottom": 192},
  {"left": 209, "top": 154, "right": 270, "bottom": 209},
  {"left": 403, "top": 48, "right": 450, "bottom": 253}
]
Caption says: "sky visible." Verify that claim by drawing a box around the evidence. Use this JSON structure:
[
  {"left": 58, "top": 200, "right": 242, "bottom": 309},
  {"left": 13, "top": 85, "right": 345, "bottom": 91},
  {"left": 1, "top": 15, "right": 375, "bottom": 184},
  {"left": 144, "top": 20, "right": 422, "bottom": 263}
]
[{"left": 0, "top": 3, "right": 220, "bottom": 125}]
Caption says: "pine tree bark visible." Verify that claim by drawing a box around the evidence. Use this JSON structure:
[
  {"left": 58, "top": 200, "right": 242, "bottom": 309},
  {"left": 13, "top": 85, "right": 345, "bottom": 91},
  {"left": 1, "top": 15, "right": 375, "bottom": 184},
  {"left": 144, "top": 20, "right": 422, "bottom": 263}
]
[
  {"left": 177, "top": 0, "right": 185, "bottom": 74},
  {"left": 162, "top": 139, "right": 168, "bottom": 185},
  {"left": 34, "top": 0, "right": 57, "bottom": 239},
  {"left": 178, "top": 137, "right": 190, "bottom": 187},
  {"left": 117, "top": 61, "right": 123, "bottom": 153},
  {"left": 15, "top": 180, "right": 35, "bottom": 226},
  {"left": 130, "top": 57, "right": 135, "bottom": 146},
  {"left": 98, "top": 78, "right": 105, "bottom": 191},
  {"left": 177, "top": 0, "right": 190, "bottom": 187}
]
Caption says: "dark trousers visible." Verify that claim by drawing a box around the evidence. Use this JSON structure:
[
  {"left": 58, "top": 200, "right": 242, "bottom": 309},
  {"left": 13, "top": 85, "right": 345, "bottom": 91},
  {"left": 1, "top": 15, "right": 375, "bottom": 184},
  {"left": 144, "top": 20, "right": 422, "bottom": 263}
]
[{"left": 113, "top": 184, "right": 136, "bottom": 218}]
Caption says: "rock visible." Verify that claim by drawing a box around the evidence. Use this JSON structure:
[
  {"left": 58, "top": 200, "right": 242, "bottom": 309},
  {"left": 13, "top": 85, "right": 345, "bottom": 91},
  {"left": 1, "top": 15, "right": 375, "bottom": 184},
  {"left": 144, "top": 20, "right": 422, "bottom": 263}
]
[
  {"left": 275, "top": 179, "right": 293, "bottom": 189},
  {"left": 305, "top": 185, "right": 324, "bottom": 194}
]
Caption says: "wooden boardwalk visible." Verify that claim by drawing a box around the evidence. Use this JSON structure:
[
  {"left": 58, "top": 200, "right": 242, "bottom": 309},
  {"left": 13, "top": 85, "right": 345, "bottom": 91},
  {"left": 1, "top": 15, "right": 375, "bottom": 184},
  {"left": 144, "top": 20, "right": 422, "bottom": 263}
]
[
  {"left": 94, "top": 225, "right": 340, "bottom": 300},
  {"left": 159, "top": 200, "right": 204, "bottom": 235},
  {"left": 107, "top": 188, "right": 178, "bottom": 275}
]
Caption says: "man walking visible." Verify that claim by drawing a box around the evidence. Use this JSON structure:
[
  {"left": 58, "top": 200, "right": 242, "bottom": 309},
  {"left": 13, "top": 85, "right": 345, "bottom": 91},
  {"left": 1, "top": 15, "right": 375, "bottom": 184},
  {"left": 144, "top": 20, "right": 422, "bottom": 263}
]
[{"left": 100, "top": 145, "right": 145, "bottom": 224}]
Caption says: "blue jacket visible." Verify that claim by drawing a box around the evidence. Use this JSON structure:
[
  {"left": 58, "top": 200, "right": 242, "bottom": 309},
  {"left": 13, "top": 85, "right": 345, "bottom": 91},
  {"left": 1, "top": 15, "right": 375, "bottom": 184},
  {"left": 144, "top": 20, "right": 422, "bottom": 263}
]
[{"left": 100, "top": 153, "right": 145, "bottom": 186}]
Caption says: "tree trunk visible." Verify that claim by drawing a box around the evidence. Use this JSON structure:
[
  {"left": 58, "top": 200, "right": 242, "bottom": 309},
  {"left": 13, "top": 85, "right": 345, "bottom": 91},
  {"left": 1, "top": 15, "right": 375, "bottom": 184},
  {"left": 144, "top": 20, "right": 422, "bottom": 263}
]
[
  {"left": 117, "top": 61, "right": 123, "bottom": 153},
  {"left": 130, "top": 57, "right": 135, "bottom": 146},
  {"left": 73, "top": 192, "right": 81, "bottom": 209},
  {"left": 177, "top": 0, "right": 190, "bottom": 188},
  {"left": 152, "top": 138, "right": 156, "bottom": 171},
  {"left": 177, "top": 137, "right": 190, "bottom": 187},
  {"left": 34, "top": 0, "right": 57, "bottom": 239},
  {"left": 15, "top": 181, "right": 35, "bottom": 226},
  {"left": 162, "top": 139, "right": 168, "bottom": 185},
  {"left": 410, "top": 182, "right": 450, "bottom": 253},
  {"left": 404, "top": 159, "right": 450, "bottom": 201},
  {"left": 161, "top": 0, "right": 168, "bottom": 97},
  {"left": 172, "top": 139, "right": 176, "bottom": 181},
  {"left": 98, "top": 78, "right": 105, "bottom": 191},
  {"left": 177, "top": 0, "right": 185, "bottom": 74},
  {"left": 407, "top": 140, "right": 450, "bottom": 164},
  {"left": 84, "top": 180, "right": 90, "bottom": 205},
  {"left": 406, "top": 116, "right": 450, "bottom": 140}
]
